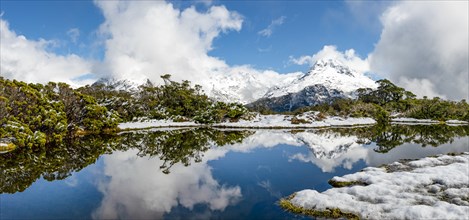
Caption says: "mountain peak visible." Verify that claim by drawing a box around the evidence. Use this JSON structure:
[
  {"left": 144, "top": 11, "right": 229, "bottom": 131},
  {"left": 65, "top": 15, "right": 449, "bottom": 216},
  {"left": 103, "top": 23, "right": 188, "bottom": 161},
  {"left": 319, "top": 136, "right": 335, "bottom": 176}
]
[
  {"left": 261, "top": 58, "right": 377, "bottom": 99},
  {"left": 308, "top": 58, "right": 356, "bottom": 77},
  {"left": 313, "top": 58, "right": 344, "bottom": 68}
]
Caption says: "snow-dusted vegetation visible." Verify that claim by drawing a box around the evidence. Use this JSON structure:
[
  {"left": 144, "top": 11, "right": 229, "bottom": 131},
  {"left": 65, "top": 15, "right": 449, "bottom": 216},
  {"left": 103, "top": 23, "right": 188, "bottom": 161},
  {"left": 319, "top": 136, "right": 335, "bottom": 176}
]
[{"left": 0, "top": 78, "right": 120, "bottom": 148}]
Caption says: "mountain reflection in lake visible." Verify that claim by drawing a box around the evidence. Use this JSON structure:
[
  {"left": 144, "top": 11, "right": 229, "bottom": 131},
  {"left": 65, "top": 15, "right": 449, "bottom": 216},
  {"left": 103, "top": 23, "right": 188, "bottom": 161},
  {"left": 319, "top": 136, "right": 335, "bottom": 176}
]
[{"left": 1, "top": 125, "right": 468, "bottom": 219}]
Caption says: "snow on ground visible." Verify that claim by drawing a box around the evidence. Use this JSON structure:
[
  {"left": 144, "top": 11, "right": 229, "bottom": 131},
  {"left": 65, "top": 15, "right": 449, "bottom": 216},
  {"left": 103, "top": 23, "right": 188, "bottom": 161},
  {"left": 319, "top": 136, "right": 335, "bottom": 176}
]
[
  {"left": 118, "top": 114, "right": 376, "bottom": 130},
  {"left": 446, "top": 120, "right": 469, "bottom": 125},
  {"left": 391, "top": 117, "right": 439, "bottom": 124},
  {"left": 119, "top": 115, "right": 467, "bottom": 130},
  {"left": 391, "top": 118, "right": 469, "bottom": 125},
  {"left": 119, "top": 120, "right": 198, "bottom": 130},
  {"left": 288, "top": 153, "right": 469, "bottom": 219},
  {"left": 214, "top": 115, "right": 375, "bottom": 128}
]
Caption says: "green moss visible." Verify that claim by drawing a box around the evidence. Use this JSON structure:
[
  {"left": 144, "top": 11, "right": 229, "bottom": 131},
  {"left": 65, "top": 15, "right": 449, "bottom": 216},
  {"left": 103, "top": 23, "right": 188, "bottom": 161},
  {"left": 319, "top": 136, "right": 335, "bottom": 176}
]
[
  {"left": 328, "top": 179, "right": 368, "bottom": 187},
  {"left": 279, "top": 194, "right": 359, "bottom": 220}
]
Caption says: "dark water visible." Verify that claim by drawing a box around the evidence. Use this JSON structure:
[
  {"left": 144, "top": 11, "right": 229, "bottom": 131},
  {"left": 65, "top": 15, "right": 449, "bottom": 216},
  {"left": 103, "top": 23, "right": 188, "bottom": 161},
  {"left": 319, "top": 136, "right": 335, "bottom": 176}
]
[{"left": 1, "top": 125, "right": 468, "bottom": 219}]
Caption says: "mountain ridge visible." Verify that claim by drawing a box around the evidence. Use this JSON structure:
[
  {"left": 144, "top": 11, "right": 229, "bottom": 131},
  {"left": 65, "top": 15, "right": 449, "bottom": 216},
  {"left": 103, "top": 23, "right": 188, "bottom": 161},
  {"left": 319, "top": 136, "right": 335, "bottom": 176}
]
[{"left": 95, "top": 58, "right": 378, "bottom": 111}]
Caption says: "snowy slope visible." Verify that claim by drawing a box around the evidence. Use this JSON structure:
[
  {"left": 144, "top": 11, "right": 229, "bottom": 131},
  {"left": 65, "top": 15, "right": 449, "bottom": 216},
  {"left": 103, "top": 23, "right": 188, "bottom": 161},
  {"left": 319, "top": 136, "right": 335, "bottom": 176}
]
[
  {"left": 207, "top": 71, "right": 301, "bottom": 104},
  {"left": 264, "top": 59, "right": 377, "bottom": 99},
  {"left": 246, "top": 84, "right": 344, "bottom": 112},
  {"left": 208, "top": 58, "right": 377, "bottom": 105}
]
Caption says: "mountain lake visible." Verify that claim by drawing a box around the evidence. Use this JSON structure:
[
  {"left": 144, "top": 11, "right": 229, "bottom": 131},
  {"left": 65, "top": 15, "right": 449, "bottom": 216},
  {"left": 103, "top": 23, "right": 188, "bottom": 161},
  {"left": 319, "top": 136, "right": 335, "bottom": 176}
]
[{"left": 1, "top": 124, "right": 468, "bottom": 219}]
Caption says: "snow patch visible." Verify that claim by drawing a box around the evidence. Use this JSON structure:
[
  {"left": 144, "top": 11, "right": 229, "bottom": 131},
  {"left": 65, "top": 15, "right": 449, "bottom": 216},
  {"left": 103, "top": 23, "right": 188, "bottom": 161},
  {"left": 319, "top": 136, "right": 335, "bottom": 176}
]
[
  {"left": 119, "top": 119, "right": 198, "bottom": 129},
  {"left": 214, "top": 115, "right": 375, "bottom": 128},
  {"left": 118, "top": 114, "right": 376, "bottom": 130},
  {"left": 446, "top": 120, "right": 469, "bottom": 125},
  {"left": 391, "top": 118, "right": 439, "bottom": 124},
  {"left": 288, "top": 153, "right": 469, "bottom": 219}
]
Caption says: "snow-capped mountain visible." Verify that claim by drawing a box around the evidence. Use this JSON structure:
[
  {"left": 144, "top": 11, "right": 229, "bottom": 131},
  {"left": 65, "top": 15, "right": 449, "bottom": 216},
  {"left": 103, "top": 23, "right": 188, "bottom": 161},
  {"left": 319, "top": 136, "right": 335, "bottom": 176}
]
[
  {"left": 207, "top": 59, "right": 377, "bottom": 106},
  {"left": 247, "top": 84, "right": 344, "bottom": 112},
  {"left": 263, "top": 59, "right": 377, "bottom": 99}
]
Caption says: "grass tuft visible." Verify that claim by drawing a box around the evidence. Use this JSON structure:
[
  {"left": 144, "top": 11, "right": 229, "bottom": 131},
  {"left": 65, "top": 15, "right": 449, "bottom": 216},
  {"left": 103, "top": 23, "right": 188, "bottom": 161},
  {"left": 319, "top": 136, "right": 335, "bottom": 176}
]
[{"left": 279, "top": 194, "right": 360, "bottom": 220}]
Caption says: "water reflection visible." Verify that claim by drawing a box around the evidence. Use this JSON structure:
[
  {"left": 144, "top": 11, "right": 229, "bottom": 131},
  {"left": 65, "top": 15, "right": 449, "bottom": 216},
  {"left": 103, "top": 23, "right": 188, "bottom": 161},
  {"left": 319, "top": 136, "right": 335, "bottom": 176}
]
[
  {"left": 115, "top": 129, "right": 253, "bottom": 174},
  {"left": 289, "top": 127, "right": 469, "bottom": 172},
  {"left": 93, "top": 149, "right": 242, "bottom": 219},
  {"left": 1, "top": 125, "right": 468, "bottom": 219},
  {"left": 92, "top": 125, "right": 468, "bottom": 218},
  {"left": 289, "top": 130, "right": 369, "bottom": 172},
  {"left": 0, "top": 135, "right": 117, "bottom": 194}
]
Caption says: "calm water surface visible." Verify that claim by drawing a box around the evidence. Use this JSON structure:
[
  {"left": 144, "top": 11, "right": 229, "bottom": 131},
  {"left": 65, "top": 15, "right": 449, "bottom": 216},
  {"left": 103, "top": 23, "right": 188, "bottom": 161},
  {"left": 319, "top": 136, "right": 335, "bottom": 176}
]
[{"left": 1, "top": 125, "right": 468, "bottom": 219}]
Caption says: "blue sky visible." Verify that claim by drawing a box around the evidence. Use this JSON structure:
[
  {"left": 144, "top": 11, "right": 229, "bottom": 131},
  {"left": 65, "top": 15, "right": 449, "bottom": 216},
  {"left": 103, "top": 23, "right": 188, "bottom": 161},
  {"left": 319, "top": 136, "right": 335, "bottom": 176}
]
[
  {"left": 0, "top": 0, "right": 380, "bottom": 73},
  {"left": 1, "top": 0, "right": 104, "bottom": 59},
  {"left": 206, "top": 0, "right": 381, "bottom": 72},
  {"left": 0, "top": 1, "right": 467, "bottom": 99}
]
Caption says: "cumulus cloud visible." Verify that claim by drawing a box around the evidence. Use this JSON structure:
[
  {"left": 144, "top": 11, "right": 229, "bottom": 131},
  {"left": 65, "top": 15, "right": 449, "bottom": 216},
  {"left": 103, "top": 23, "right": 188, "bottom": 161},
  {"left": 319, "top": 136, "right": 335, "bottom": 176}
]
[
  {"left": 397, "top": 77, "right": 446, "bottom": 99},
  {"left": 0, "top": 19, "right": 93, "bottom": 86},
  {"left": 258, "top": 16, "right": 286, "bottom": 37},
  {"left": 94, "top": 1, "right": 243, "bottom": 88},
  {"left": 290, "top": 45, "right": 370, "bottom": 74},
  {"left": 370, "top": 1, "right": 469, "bottom": 100}
]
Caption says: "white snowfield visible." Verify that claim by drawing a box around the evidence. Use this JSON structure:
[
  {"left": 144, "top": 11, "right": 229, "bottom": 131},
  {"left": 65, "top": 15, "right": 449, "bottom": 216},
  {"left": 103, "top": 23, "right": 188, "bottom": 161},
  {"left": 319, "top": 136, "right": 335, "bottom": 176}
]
[
  {"left": 118, "top": 114, "right": 377, "bottom": 130},
  {"left": 391, "top": 118, "right": 469, "bottom": 125},
  {"left": 289, "top": 153, "right": 469, "bottom": 219}
]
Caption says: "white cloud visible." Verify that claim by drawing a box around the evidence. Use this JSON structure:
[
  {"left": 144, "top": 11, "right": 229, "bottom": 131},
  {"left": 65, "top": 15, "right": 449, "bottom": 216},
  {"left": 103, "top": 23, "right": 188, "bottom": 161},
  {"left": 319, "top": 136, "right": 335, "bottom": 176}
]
[
  {"left": 370, "top": 1, "right": 469, "bottom": 100},
  {"left": 0, "top": 19, "right": 93, "bottom": 86},
  {"left": 92, "top": 149, "right": 241, "bottom": 219},
  {"left": 258, "top": 16, "right": 286, "bottom": 37},
  {"left": 397, "top": 77, "right": 446, "bottom": 99},
  {"left": 0, "top": 1, "right": 296, "bottom": 99},
  {"left": 290, "top": 45, "right": 370, "bottom": 74},
  {"left": 67, "top": 28, "right": 80, "bottom": 43},
  {"left": 94, "top": 1, "right": 243, "bottom": 88}
]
